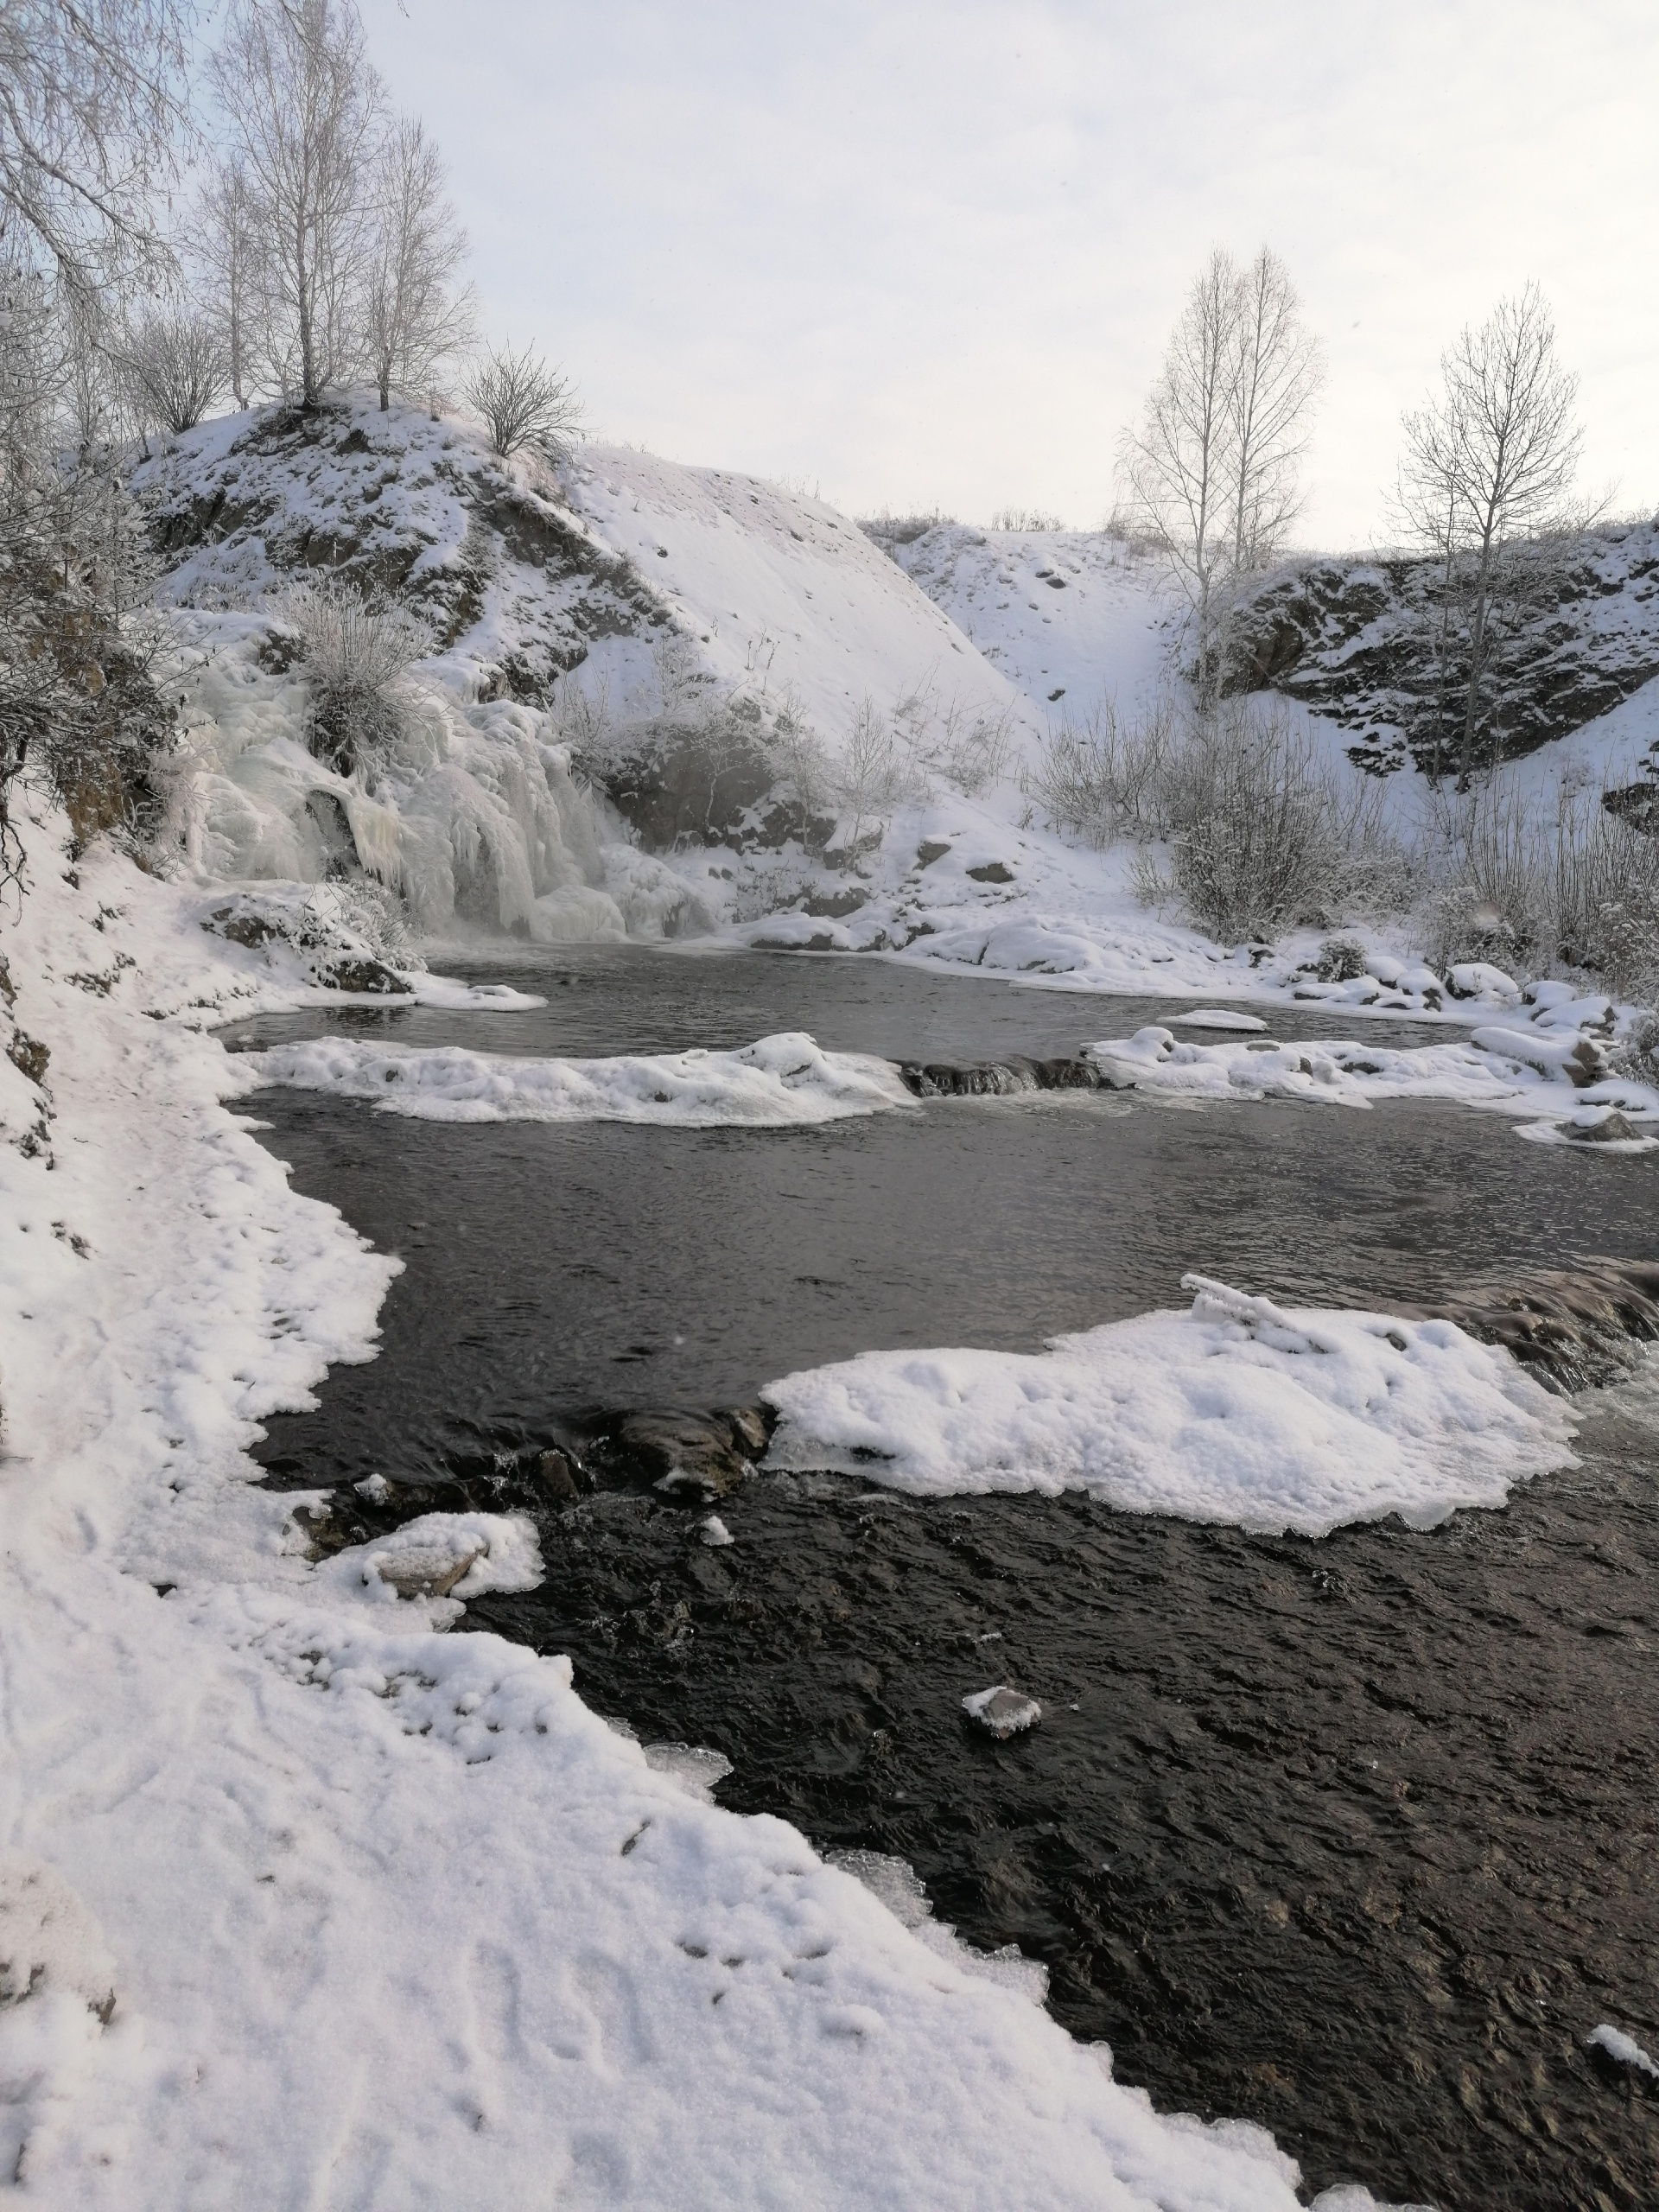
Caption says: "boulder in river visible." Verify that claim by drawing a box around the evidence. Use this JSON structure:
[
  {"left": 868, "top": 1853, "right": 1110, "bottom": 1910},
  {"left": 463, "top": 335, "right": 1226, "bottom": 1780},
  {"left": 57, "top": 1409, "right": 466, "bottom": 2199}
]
[
  {"left": 602, "top": 1408, "right": 769, "bottom": 1500},
  {"left": 963, "top": 1685, "right": 1042, "bottom": 1739},
  {"left": 1564, "top": 1109, "right": 1639, "bottom": 1145}
]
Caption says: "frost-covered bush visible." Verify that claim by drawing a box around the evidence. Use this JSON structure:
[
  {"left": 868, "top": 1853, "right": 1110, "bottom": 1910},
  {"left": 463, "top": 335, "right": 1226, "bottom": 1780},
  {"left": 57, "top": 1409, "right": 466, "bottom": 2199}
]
[
  {"left": 1313, "top": 935, "right": 1369, "bottom": 982},
  {"left": 1418, "top": 779, "right": 1659, "bottom": 994},
  {"left": 1134, "top": 705, "right": 1414, "bottom": 944},
  {"left": 765, "top": 692, "right": 835, "bottom": 843},
  {"left": 891, "top": 687, "right": 1015, "bottom": 799},
  {"left": 278, "top": 580, "right": 427, "bottom": 778},
  {"left": 304, "top": 877, "right": 426, "bottom": 971},
  {"left": 1611, "top": 1009, "right": 1659, "bottom": 1083},
  {"left": 1024, "top": 700, "right": 1173, "bottom": 847},
  {"left": 1, "top": 486, "right": 176, "bottom": 874},
  {"left": 835, "top": 697, "right": 927, "bottom": 854}
]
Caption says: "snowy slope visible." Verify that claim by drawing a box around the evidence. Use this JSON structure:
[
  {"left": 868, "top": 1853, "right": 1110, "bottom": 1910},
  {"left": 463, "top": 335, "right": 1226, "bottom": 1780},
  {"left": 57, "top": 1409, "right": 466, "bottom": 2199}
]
[
  {"left": 566, "top": 450, "right": 1027, "bottom": 739},
  {"left": 868, "top": 518, "right": 1177, "bottom": 717},
  {"left": 140, "top": 399, "right": 1026, "bottom": 749},
  {"left": 1226, "top": 524, "right": 1659, "bottom": 771}
]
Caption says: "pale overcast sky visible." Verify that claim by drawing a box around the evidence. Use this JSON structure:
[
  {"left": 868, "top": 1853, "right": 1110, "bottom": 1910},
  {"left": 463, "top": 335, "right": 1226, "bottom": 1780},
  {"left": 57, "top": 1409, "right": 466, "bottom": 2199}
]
[{"left": 359, "top": 0, "right": 1657, "bottom": 550}]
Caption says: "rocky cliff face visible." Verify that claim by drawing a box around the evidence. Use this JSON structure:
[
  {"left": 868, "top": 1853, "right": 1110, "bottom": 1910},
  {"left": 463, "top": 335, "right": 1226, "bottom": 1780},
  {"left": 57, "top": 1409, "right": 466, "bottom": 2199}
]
[{"left": 1227, "top": 523, "right": 1659, "bottom": 775}]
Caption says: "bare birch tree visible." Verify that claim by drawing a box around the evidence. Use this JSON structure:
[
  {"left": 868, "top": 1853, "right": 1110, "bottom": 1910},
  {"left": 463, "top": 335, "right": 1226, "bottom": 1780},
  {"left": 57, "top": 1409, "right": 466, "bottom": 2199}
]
[
  {"left": 188, "top": 156, "right": 258, "bottom": 405},
  {"left": 209, "top": 0, "right": 387, "bottom": 407},
  {"left": 0, "top": 0, "right": 192, "bottom": 293},
  {"left": 1116, "top": 249, "right": 1236, "bottom": 696},
  {"left": 1118, "top": 246, "right": 1323, "bottom": 702},
  {"left": 1226, "top": 247, "right": 1325, "bottom": 573},
  {"left": 1399, "top": 283, "right": 1585, "bottom": 785},
  {"left": 364, "top": 118, "right": 473, "bottom": 411}
]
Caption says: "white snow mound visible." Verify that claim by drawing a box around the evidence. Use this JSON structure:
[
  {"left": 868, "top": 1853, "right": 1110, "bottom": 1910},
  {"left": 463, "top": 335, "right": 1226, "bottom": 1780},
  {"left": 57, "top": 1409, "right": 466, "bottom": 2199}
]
[
  {"left": 1088, "top": 1022, "right": 1659, "bottom": 1144},
  {"left": 234, "top": 1030, "right": 916, "bottom": 1126},
  {"left": 762, "top": 1274, "right": 1578, "bottom": 1535}
]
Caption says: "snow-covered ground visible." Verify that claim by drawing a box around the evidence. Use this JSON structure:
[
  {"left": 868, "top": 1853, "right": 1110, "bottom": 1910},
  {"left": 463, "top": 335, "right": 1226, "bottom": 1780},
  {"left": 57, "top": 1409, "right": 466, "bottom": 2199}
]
[
  {"left": 2, "top": 796, "right": 1430, "bottom": 2209},
  {"left": 867, "top": 518, "right": 1175, "bottom": 718}
]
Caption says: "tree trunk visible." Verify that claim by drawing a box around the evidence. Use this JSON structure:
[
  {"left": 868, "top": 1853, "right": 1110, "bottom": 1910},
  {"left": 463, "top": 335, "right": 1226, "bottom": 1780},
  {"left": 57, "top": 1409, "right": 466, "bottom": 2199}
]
[{"left": 1458, "top": 539, "right": 1496, "bottom": 788}]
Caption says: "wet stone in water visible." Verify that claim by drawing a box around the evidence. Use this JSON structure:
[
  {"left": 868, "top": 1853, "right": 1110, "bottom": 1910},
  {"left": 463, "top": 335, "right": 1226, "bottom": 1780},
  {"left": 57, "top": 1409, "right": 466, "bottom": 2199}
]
[{"left": 963, "top": 1685, "right": 1042, "bottom": 1738}]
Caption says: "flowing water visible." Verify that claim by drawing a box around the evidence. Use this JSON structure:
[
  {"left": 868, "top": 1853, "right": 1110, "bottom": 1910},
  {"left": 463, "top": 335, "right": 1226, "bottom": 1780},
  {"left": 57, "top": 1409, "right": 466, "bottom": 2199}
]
[{"left": 233, "top": 947, "right": 1659, "bottom": 2212}]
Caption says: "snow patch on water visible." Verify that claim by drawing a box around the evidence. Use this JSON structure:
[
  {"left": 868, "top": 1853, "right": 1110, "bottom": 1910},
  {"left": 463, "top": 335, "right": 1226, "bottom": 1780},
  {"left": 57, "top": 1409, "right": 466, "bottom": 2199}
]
[
  {"left": 762, "top": 1274, "right": 1578, "bottom": 1535},
  {"left": 232, "top": 1030, "right": 917, "bottom": 1126},
  {"left": 1088, "top": 1017, "right": 1659, "bottom": 1145}
]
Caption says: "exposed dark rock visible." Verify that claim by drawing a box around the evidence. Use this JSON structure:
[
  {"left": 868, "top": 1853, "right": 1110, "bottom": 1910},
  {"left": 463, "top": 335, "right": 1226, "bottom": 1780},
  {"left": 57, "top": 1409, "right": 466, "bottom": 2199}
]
[
  {"left": 1228, "top": 524, "right": 1659, "bottom": 772},
  {"left": 6, "top": 1033, "right": 51, "bottom": 1086},
  {"left": 1408, "top": 1258, "right": 1659, "bottom": 1392},
  {"left": 1602, "top": 782, "right": 1659, "bottom": 835},
  {"left": 314, "top": 957, "right": 412, "bottom": 996},
  {"left": 587, "top": 728, "right": 775, "bottom": 851},
  {"left": 915, "top": 841, "right": 953, "bottom": 868},
  {"left": 803, "top": 888, "right": 868, "bottom": 918},
  {"left": 590, "top": 1407, "right": 775, "bottom": 1501},
  {"left": 138, "top": 400, "right": 674, "bottom": 699},
  {"left": 1565, "top": 1110, "right": 1640, "bottom": 1146},
  {"left": 536, "top": 1448, "right": 582, "bottom": 1503},
  {"left": 963, "top": 1685, "right": 1043, "bottom": 1738},
  {"left": 897, "top": 1054, "right": 1122, "bottom": 1098},
  {"left": 966, "top": 861, "right": 1015, "bottom": 884}
]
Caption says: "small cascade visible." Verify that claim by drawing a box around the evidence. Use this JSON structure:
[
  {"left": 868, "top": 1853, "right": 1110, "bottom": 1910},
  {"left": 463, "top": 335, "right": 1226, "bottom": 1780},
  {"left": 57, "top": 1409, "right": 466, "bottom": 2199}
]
[{"left": 174, "top": 637, "right": 712, "bottom": 944}]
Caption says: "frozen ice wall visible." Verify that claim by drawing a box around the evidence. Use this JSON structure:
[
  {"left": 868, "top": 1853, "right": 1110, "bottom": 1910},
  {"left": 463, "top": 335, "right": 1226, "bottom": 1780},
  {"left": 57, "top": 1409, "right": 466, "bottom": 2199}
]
[{"left": 170, "top": 616, "right": 709, "bottom": 944}]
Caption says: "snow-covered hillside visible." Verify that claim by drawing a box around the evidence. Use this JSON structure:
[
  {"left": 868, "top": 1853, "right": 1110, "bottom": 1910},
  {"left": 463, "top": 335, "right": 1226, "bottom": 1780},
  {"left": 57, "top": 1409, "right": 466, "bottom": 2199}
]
[
  {"left": 141, "top": 398, "right": 1025, "bottom": 742},
  {"left": 1226, "top": 524, "right": 1659, "bottom": 774},
  {"left": 864, "top": 515, "right": 1176, "bottom": 717},
  {"left": 128, "top": 397, "right": 1659, "bottom": 1035}
]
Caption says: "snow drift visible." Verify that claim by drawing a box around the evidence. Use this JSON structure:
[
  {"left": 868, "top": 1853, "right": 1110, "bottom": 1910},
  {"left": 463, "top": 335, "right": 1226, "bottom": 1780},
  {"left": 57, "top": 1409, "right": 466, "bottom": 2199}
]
[{"left": 235, "top": 1030, "right": 915, "bottom": 1127}]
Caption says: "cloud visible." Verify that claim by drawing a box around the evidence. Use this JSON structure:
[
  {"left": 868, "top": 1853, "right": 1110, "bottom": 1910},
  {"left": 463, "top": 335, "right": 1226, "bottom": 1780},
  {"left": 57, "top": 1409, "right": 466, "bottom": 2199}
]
[{"left": 361, "top": 0, "right": 1659, "bottom": 549}]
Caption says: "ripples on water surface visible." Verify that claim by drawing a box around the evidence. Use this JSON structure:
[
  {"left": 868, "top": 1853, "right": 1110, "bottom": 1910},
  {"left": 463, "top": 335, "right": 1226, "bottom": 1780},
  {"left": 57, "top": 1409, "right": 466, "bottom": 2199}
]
[{"left": 238, "top": 947, "right": 1659, "bottom": 2211}]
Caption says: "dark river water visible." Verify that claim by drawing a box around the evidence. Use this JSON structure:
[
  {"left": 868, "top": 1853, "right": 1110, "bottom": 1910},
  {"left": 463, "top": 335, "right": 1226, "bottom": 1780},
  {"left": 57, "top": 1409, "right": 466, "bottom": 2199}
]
[{"left": 233, "top": 947, "right": 1659, "bottom": 2212}]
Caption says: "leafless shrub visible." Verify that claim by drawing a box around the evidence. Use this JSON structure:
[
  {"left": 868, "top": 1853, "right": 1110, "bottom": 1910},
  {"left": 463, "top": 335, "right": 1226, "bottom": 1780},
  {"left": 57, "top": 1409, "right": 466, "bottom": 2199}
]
[
  {"left": 1611, "top": 1011, "right": 1659, "bottom": 1083},
  {"left": 766, "top": 689, "right": 834, "bottom": 842},
  {"left": 277, "top": 577, "right": 427, "bottom": 776},
  {"left": 1023, "top": 699, "right": 1174, "bottom": 846},
  {"left": 463, "top": 341, "right": 581, "bottom": 459},
  {"left": 1130, "top": 703, "right": 1414, "bottom": 943},
  {"left": 835, "top": 697, "right": 926, "bottom": 854},
  {"left": 122, "top": 309, "right": 227, "bottom": 434},
  {"left": 860, "top": 510, "right": 953, "bottom": 548},
  {"left": 990, "top": 506, "right": 1065, "bottom": 533},
  {"left": 1419, "top": 778, "right": 1659, "bottom": 994},
  {"left": 890, "top": 685, "right": 1015, "bottom": 798}
]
